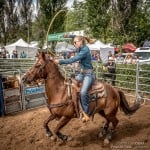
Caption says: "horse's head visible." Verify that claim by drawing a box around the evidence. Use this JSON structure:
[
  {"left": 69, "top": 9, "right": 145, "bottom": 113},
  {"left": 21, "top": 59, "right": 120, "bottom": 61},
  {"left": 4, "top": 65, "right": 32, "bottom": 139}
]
[{"left": 22, "top": 52, "right": 53, "bottom": 83}]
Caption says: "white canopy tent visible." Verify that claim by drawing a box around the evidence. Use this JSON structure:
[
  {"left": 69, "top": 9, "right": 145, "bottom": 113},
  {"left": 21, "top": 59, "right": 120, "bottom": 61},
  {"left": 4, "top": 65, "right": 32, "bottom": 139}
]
[
  {"left": 55, "top": 41, "right": 76, "bottom": 53},
  {"left": 87, "top": 40, "right": 114, "bottom": 63},
  {"left": 5, "top": 39, "right": 38, "bottom": 58}
]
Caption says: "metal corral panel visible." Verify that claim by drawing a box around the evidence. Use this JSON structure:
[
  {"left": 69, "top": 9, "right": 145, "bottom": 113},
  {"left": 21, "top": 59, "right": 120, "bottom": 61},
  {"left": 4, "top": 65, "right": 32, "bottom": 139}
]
[
  {"left": 3, "top": 88, "right": 20, "bottom": 99},
  {"left": 0, "top": 75, "right": 4, "bottom": 116},
  {"left": 23, "top": 85, "right": 46, "bottom": 110},
  {"left": 4, "top": 101, "right": 22, "bottom": 114},
  {"left": 25, "top": 97, "right": 46, "bottom": 109},
  {"left": 4, "top": 95, "right": 20, "bottom": 104},
  {"left": 3, "top": 88, "right": 22, "bottom": 114}
]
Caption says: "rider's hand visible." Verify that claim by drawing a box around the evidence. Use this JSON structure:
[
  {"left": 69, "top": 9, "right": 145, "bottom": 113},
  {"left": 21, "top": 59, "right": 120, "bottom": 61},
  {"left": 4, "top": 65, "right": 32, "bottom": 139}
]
[{"left": 54, "top": 59, "right": 59, "bottom": 65}]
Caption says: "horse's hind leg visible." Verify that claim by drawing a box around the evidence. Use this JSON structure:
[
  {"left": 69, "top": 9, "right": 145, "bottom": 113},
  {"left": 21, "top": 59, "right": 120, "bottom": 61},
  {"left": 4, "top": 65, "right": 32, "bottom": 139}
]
[
  {"left": 54, "top": 116, "right": 71, "bottom": 142},
  {"left": 44, "top": 115, "right": 55, "bottom": 137}
]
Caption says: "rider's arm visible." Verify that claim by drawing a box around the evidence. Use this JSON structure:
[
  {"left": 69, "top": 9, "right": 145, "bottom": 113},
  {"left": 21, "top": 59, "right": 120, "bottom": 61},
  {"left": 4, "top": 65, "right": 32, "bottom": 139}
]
[{"left": 59, "top": 47, "right": 87, "bottom": 65}]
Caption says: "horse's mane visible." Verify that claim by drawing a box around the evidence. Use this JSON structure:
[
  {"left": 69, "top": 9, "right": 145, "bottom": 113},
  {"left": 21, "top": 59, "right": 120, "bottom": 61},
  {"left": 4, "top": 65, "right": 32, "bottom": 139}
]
[
  {"left": 39, "top": 52, "right": 65, "bottom": 80},
  {"left": 47, "top": 58, "right": 65, "bottom": 80}
]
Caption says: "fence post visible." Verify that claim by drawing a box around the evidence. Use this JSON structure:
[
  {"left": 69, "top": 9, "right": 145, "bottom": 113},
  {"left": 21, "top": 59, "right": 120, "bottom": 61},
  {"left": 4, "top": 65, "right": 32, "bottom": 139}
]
[
  {"left": 18, "top": 69, "right": 23, "bottom": 110},
  {"left": 135, "top": 62, "right": 139, "bottom": 102},
  {"left": 0, "top": 74, "right": 5, "bottom": 116},
  {"left": 95, "top": 62, "right": 99, "bottom": 79}
]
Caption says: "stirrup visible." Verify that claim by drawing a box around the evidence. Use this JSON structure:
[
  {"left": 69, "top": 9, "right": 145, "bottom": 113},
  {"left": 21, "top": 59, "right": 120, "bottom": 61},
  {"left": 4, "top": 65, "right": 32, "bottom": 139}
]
[{"left": 81, "top": 111, "right": 90, "bottom": 122}]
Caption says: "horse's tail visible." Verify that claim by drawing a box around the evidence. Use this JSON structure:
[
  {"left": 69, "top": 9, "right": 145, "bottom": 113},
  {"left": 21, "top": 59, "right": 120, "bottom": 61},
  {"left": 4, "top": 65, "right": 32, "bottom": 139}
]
[{"left": 118, "top": 90, "right": 140, "bottom": 115}]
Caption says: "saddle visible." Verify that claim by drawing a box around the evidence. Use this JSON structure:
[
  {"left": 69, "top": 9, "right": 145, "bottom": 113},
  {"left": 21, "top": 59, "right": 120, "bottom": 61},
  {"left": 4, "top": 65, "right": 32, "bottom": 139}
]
[
  {"left": 67, "top": 78, "right": 106, "bottom": 119},
  {"left": 71, "top": 78, "right": 106, "bottom": 98}
]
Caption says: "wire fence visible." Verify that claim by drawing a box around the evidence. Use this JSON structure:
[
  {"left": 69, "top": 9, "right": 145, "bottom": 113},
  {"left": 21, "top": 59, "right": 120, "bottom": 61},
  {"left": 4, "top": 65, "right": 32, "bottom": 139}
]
[
  {"left": 0, "top": 58, "right": 149, "bottom": 115},
  {"left": 61, "top": 61, "right": 150, "bottom": 103}
]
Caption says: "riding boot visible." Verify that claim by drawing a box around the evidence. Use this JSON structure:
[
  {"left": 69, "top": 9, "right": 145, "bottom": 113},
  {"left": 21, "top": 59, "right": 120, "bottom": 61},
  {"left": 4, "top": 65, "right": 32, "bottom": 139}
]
[{"left": 82, "top": 111, "right": 90, "bottom": 122}]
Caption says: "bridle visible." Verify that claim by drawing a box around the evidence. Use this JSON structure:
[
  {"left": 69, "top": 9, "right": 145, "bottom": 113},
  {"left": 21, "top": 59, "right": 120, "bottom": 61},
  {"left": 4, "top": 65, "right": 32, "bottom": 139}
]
[
  {"left": 35, "top": 60, "right": 46, "bottom": 79},
  {"left": 24, "top": 57, "right": 74, "bottom": 115},
  {"left": 26, "top": 59, "right": 47, "bottom": 81},
  {"left": 37, "top": 59, "right": 74, "bottom": 112}
]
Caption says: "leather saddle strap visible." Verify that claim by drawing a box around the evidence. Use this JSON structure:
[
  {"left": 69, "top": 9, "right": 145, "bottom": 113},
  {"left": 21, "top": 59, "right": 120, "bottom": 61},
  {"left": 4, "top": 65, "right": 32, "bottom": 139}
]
[{"left": 91, "top": 92, "right": 99, "bottom": 120}]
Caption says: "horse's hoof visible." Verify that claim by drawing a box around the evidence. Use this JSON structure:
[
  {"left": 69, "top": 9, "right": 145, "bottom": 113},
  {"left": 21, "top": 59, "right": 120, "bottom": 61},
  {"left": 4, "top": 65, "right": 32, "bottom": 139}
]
[
  {"left": 98, "top": 132, "right": 104, "bottom": 138},
  {"left": 50, "top": 136, "right": 57, "bottom": 141},
  {"left": 46, "top": 133, "right": 50, "bottom": 137},
  {"left": 98, "top": 128, "right": 107, "bottom": 138},
  {"left": 45, "top": 132, "right": 53, "bottom": 137},
  {"left": 67, "top": 136, "right": 73, "bottom": 141},
  {"left": 103, "top": 138, "right": 110, "bottom": 146}
]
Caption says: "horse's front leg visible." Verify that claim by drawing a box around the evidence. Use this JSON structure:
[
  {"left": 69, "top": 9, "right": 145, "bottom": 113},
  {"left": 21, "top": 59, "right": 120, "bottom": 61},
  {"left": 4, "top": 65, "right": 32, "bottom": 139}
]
[
  {"left": 43, "top": 114, "right": 55, "bottom": 137},
  {"left": 98, "top": 110, "right": 110, "bottom": 138},
  {"left": 103, "top": 115, "right": 118, "bottom": 146},
  {"left": 98, "top": 120, "right": 110, "bottom": 138},
  {"left": 54, "top": 116, "right": 72, "bottom": 142}
]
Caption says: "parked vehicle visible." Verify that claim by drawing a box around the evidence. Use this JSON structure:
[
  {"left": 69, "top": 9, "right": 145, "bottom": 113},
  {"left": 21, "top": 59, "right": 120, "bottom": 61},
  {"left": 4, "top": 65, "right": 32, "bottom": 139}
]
[{"left": 134, "top": 47, "right": 150, "bottom": 64}]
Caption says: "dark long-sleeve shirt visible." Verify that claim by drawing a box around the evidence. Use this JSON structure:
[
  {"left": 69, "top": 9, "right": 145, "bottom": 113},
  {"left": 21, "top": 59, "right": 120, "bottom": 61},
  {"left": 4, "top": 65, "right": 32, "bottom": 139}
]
[{"left": 104, "top": 62, "right": 116, "bottom": 73}]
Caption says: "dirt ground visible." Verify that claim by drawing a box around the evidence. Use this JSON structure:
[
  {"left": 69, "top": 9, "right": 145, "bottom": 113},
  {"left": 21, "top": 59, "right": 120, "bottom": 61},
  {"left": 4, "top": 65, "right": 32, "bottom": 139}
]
[{"left": 0, "top": 101, "right": 150, "bottom": 150}]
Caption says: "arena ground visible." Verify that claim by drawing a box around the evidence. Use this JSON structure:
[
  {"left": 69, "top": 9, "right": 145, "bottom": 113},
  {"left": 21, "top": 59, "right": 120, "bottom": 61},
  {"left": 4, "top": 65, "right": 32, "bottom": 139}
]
[{"left": 0, "top": 101, "right": 150, "bottom": 150}]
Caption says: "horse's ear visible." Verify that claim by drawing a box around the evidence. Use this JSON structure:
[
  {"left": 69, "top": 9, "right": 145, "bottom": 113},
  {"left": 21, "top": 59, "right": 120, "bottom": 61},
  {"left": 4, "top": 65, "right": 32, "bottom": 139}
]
[{"left": 41, "top": 52, "right": 46, "bottom": 60}]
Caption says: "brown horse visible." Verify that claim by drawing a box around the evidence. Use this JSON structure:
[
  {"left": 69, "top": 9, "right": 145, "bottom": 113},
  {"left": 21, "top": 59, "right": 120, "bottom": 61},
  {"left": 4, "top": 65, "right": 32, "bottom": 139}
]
[{"left": 22, "top": 52, "right": 140, "bottom": 145}]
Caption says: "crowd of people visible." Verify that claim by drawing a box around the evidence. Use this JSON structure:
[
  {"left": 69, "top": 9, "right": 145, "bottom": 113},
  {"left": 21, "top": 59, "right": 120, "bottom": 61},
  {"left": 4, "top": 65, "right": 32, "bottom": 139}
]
[
  {"left": 91, "top": 51, "right": 139, "bottom": 65},
  {"left": 104, "top": 51, "right": 139, "bottom": 64},
  {"left": 0, "top": 47, "right": 27, "bottom": 58},
  {"left": 115, "top": 53, "right": 139, "bottom": 64}
]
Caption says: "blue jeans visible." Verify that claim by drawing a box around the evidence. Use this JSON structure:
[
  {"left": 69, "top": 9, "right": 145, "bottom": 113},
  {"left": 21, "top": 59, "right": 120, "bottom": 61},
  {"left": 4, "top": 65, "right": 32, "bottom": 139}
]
[{"left": 75, "top": 72, "right": 95, "bottom": 115}]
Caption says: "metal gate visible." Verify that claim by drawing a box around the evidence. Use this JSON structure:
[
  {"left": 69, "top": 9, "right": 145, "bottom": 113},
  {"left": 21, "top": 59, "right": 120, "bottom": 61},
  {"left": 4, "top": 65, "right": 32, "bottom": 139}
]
[
  {"left": 22, "top": 82, "right": 46, "bottom": 110},
  {"left": 1, "top": 70, "right": 22, "bottom": 114},
  {"left": 0, "top": 70, "right": 47, "bottom": 114},
  {"left": 136, "top": 62, "right": 150, "bottom": 102}
]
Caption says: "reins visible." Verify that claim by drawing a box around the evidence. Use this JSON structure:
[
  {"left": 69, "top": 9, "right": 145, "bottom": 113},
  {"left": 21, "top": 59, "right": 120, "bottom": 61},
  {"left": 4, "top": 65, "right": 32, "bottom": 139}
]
[{"left": 47, "top": 100, "right": 73, "bottom": 109}]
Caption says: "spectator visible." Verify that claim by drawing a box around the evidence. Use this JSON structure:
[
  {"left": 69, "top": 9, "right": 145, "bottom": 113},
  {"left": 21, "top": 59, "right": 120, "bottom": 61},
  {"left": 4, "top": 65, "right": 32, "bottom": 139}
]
[
  {"left": 91, "top": 54, "right": 97, "bottom": 61},
  {"left": 1, "top": 47, "right": 7, "bottom": 58},
  {"left": 132, "top": 55, "right": 139, "bottom": 64},
  {"left": 102, "top": 57, "right": 116, "bottom": 86},
  {"left": 96, "top": 53, "right": 102, "bottom": 62},
  {"left": 108, "top": 51, "right": 113, "bottom": 60},
  {"left": 6, "top": 51, "right": 10, "bottom": 58},
  {"left": 0, "top": 52, "right": 2, "bottom": 58},
  {"left": 123, "top": 54, "right": 133, "bottom": 64},
  {"left": 2, "top": 52, "right": 6, "bottom": 58},
  {"left": 112, "top": 54, "right": 116, "bottom": 63},
  {"left": 20, "top": 51, "right": 27, "bottom": 58},
  {"left": 116, "top": 53, "right": 124, "bottom": 64},
  {"left": 12, "top": 50, "right": 18, "bottom": 58}
]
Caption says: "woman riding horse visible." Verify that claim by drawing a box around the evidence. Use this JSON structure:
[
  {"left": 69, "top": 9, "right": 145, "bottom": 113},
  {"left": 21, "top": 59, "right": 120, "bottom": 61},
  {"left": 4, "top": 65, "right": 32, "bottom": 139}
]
[
  {"left": 22, "top": 51, "right": 141, "bottom": 146},
  {"left": 54, "top": 35, "right": 95, "bottom": 122}
]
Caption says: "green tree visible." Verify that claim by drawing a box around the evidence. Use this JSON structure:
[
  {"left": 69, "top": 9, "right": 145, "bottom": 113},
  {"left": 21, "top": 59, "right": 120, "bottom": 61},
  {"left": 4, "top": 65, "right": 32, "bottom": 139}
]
[
  {"left": 39, "top": 0, "right": 67, "bottom": 33},
  {"left": 32, "top": 0, "right": 68, "bottom": 48},
  {"left": 18, "top": 0, "right": 34, "bottom": 43},
  {"left": 0, "top": 0, "right": 20, "bottom": 45},
  {"left": 125, "top": 0, "right": 150, "bottom": 46},
  {"left": 86, "top": 0, "right": 112, "bottom": 42},
  {"left": 0, "top": 0, "right": 6, "bottom": 45},
  {"left": 0, "top": 0, "right": 34, "bottom": 45}
]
